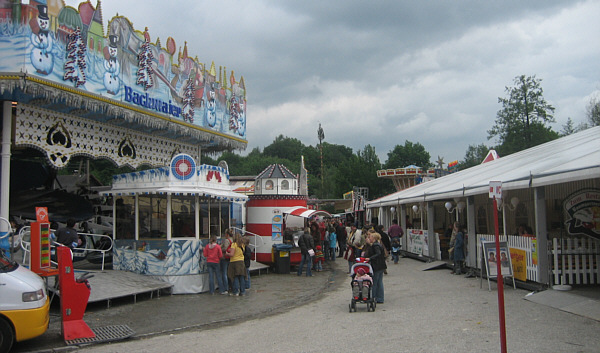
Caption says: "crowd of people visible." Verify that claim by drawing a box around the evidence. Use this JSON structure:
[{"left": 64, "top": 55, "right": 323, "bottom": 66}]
[
  {"left": 204, "top": 228, "right": 253, "bottom": 296},
  {"left": 205, "top": 217, "right": 408, "bottom": 302}
]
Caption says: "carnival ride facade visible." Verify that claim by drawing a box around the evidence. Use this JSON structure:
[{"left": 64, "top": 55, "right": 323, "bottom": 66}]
[{"left": 0, "top": 1, "right": 248, "bottom": 293}]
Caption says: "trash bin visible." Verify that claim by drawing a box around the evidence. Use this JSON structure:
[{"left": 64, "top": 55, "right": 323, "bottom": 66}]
[{"left": 272, "top": 243, "right": 292, "bottom": 274}]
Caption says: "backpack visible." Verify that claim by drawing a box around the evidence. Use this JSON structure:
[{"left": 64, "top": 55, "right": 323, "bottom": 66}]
[
  {"left": 243, "top": 245, "right": 251, "bottom": 268},
  {"left": 222, "top": 238, "right": 231, "bottom": 257}
]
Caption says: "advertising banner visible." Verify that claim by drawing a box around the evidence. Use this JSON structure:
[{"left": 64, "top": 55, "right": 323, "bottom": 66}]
[
  {"left": 564, "top": 188, "right": 600, "bottom": 240},
  {"left": 271, "top": 210, "right": 283, "bottom": 241},
  {"left": 509, "top": 248, "right": 526, "bottom": 281},
  {"left": 407, "top": 229, "right": 425, "bottom": 255},
  {"left": 482, "top": 241, "right": 513, "bottom": 278}
]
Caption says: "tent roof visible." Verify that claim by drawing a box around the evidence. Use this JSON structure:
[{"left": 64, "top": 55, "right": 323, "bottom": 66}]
[
  {"left": 284, "top": 206, "right": 331, "bottom": 218},
  {"left": 367, "top": 126, "right": 600, "bottom": 207},
  {"left": 256, "top": 164, "right": 296, "bottom": 180}
]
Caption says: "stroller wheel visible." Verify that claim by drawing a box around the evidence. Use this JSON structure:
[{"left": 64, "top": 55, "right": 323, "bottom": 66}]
[{"left": 372, "top": 302, "right": 376, "bottom": 311}]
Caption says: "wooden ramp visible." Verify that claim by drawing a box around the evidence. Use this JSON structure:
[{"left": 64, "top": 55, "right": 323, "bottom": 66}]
[
  {"left": 524, "top": 289, "right": 600, "bottom": 322},
  {"left": 420, "top": 260, "right": 450, "bottom": 271},
  {"left": 48, "top": 270, "right": 173, "bottom": 307}
]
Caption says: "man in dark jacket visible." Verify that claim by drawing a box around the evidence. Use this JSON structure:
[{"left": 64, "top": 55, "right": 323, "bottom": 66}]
[
  {"left": 297, "top": 232, "right": 315, "bottom": 277},
  {"left": 56, "top": 218, "right": 80, "bottom": 249},
  {"left": 376, "top": 224, "right": 391, "bottom": 254}
]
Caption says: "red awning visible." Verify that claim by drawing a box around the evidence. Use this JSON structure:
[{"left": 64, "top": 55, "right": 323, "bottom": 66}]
[{"left": 285, "top": 206, "right": 331, "bottom": 219}]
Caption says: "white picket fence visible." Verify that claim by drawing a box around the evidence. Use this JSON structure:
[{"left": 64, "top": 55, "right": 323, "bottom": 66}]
[
  {"left": 476, "top": 234, "right": 538, "bottom": 283},
  {"left": 552, "top": 237, "right": 600, "bottom": 285}
]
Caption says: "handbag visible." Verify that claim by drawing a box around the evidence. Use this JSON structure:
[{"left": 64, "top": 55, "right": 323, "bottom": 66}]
[
  {"left": 308, "top": 249, "right": 315, "bottom": 257},
  {"left": 225, "top": 244, "right": 234, "bottom": 258}
]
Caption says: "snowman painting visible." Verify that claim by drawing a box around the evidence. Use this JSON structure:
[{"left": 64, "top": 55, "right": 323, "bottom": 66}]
[
  {"left": 29, "top": 4, "right": 54, "bottom": 75},
  {"left": 103, "top": 35, "right": 120, "bottom": 95},
  {"left": 205, "top": 89, "right": 217, "bottom": 127},
  {"left": 228, "top": 95, "right": 246, "bottom": 136},
  {"left": 237, "top": 102, "right": 246, "bottom": 136}
]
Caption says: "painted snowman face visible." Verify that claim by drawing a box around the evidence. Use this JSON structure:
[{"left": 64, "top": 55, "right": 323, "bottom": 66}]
[
  {"left": 108, "top": 46, "right": 118, "bottom": 58},
  {"left": 38, "top": 18, "right": 49, "bottom": 31},
  {"left": 207, "top": 92, "right": 215, "bottom": 111}
]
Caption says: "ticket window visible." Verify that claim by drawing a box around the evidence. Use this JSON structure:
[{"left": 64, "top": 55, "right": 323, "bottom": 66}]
[
  {"left": 172, "top": 196, "right": 195, "bottom": 238},
  {"left": 200, "top": 202, "right": 209, "bottom": 237},
  {"left": 203, "top": 201, "right": 230, "bottom": 237},
  {"left": 221, "top": 202, "right": 230, "bottom": 234},
  {"left": 209, "top": 202, "right": 220, "bottom": 237},
  {"left": 138, "top": 194, "right": 167, "bottom": 239},
  {"left": 115, "top": 196, "right": 135, "bottom": 239}
]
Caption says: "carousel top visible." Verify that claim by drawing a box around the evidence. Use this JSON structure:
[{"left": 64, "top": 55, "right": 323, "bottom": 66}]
[
  {"left": 101, "top": 154, "right": 248, "bottom": 202},
  {"left": 0, "top": 1, "right": 247, "bottom": 153}
]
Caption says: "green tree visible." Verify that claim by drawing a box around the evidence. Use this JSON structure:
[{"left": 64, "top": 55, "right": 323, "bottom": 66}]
[
  {"left": 200, "top": 154, "right": 218, "bottom": 165},
  {"left": 488, "top": 75, "right": 557, "bottom": 154},
  {"left": 560, "top": 117, "right": 587, "bottom": 136},
  {"left": 355, "top": 145, "right": 392, "bottom": 199},
  {"left": 384, "top": 140, "right": 431, "bottom": 169},
  {"left": 306, "top": 142, "right": 354, "bottom": 198},
  {"left": 586, "top": 95, "right": 600, "bottom": 126},
  {"left": 459, "top": 143, "right": 490, "bottom": 169},
  {"left": 262, "top": 135, "right": 305, "bottom": 162},
  {"left": 495, "top": 122, "right": 559, "bottom": 156},
  {"left": 218, "top": 148, "right": 295, "bottom": 176}
]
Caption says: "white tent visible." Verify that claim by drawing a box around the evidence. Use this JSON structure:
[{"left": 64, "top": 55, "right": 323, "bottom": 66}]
[{"left": 367, "top": 126, "right": 600, "bottom": 207}]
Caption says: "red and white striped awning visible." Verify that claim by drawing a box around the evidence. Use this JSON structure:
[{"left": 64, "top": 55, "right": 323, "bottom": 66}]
[{"left": 285, "top": 206, "right": 331, "bottom": 219}]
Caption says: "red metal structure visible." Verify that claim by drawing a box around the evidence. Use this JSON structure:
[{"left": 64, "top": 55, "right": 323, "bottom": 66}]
[{"left": 57, "top": 246, "right": 95, "bottom": 342}]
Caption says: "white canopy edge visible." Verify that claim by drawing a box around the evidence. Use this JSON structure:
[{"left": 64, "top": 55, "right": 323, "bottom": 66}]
[
  {"left": 368, "top": 126, "right": 600, "bottom": 208},
  {"left": 101, "top": 187, "right": 249, "bottom": 202}
]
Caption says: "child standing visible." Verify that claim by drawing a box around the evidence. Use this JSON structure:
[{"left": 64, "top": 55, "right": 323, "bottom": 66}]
[
  {"left": 391, "top": 238, "right": 401, "bottom": 264},
  {"left": 328, "top": 229, "right": 337, "bottom": 262},
  {"left": 314, "top": 245, "right": 325, "bottom": 271}
]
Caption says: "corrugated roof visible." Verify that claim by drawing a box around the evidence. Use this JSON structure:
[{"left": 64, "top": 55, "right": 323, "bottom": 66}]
[{"left": 367, "top": 126, "right": 600, "bottom": 207}]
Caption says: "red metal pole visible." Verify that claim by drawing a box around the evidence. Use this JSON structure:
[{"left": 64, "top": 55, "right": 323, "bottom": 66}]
[{"left": 493, "top": 197, "right": 507, "bottom": 353}]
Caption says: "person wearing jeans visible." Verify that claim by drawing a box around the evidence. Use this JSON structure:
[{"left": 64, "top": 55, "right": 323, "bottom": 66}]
[
  {"left": 328, "top": 230, "right": 337, "bottom": 261},
  {"left": 365, "top": 229, "right": 387, "bottom": 304},
  {"left": 232, "top": 270, "right": 246, "bottom": 295},
  {"left": 297, "top": 231, "right": 314, "bottom": 277},
  {"left": 220, "top": 229, "right": 233, "bottom": 292},
  {"left": 204, "top": 235, "right": 227, "bottom": 295},
  {"left": 227, "top": 233, "right": 247, "bottom": 296}
]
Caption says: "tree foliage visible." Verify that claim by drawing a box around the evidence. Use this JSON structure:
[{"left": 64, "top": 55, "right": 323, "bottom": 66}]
[
  {"left": 489, "top": 75, "right": 557, "bottom": 155},
  {"left": 459, "top": 144, "right": 489, "bottom": 169},
  {"left": 560, "top": 117, "right": 588, "bottom": 136},
  {"left": 586, "top": 95, "right": 600, "bottom": 127},
  {"left": 494, "top": 122, "right": 559, "bottom": 156},
  {"left": 384, "top": 140, "right": 431, "bottom": 169},
  {"left": 262, "top": 135, "right": 305, "bottom": 162}
]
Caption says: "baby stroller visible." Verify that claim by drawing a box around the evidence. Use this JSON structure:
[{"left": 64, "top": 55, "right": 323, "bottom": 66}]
[{"left": 348, "top": 259, "right": 376, "bottom": 312}]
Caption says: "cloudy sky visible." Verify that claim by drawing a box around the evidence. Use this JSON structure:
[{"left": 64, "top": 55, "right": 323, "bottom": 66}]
[{"left": 67, "top": 0, "right": 599, "bottom": 165}]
